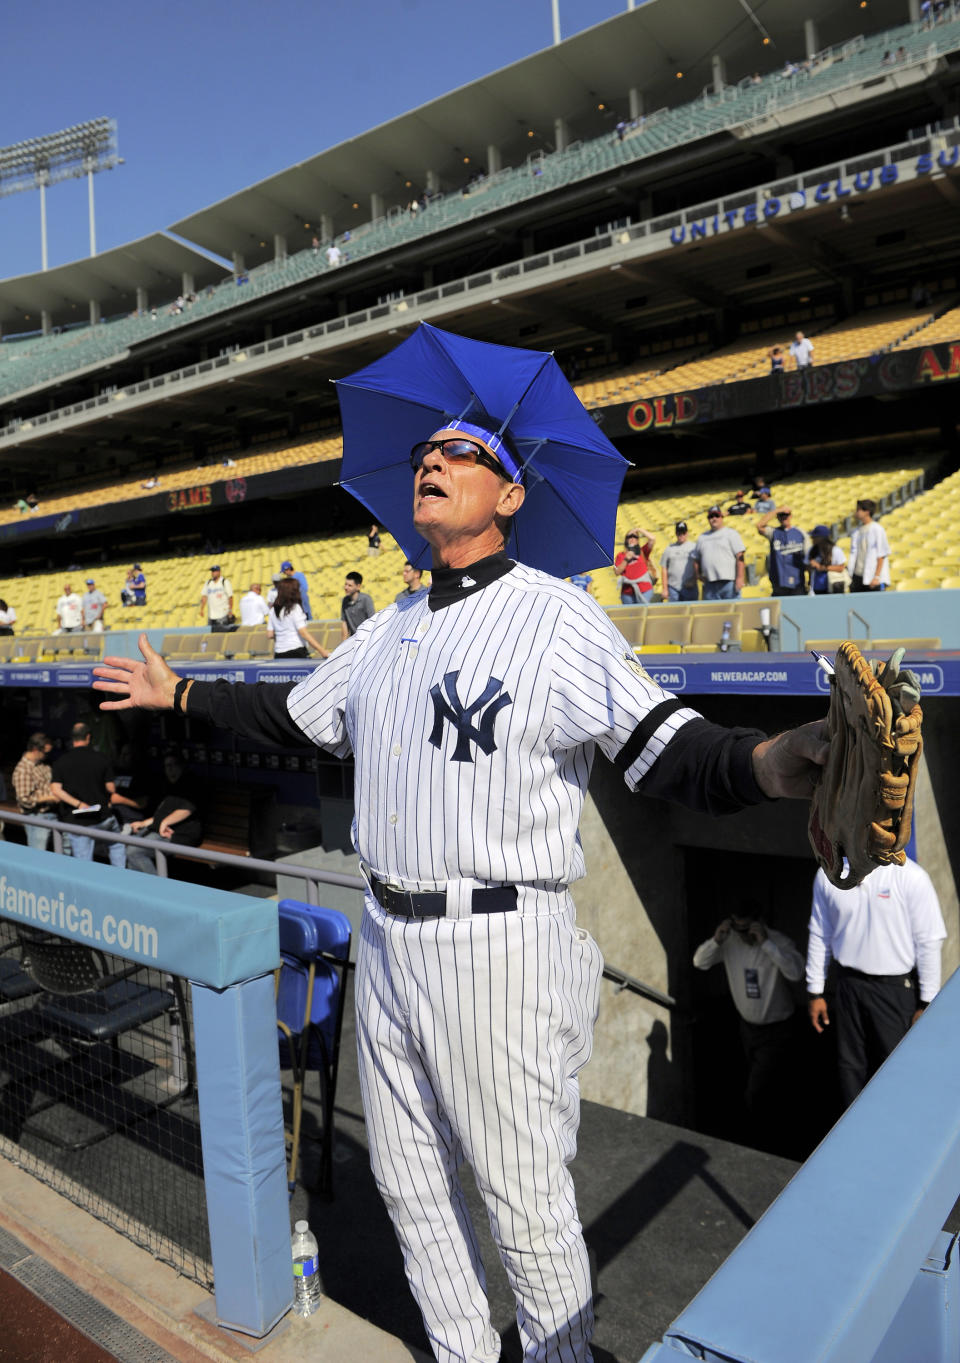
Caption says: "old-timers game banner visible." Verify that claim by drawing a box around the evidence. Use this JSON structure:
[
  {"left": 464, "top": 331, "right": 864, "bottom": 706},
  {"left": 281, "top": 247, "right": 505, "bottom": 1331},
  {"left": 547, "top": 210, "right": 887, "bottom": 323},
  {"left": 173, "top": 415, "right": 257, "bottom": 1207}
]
[{"left": 596, "top": 339, "right": 960, "bottom": 439}]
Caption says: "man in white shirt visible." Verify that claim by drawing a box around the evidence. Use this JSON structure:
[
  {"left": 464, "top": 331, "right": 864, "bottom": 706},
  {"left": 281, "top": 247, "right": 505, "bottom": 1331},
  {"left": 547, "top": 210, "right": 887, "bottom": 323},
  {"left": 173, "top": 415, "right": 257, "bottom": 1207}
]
[
  {"left": 806, "top": 857, "right": 946, "bottom": 1106},
  {"left": 849, "top": 498, "right": 891, "bottom": 592},
  {"left": 692, "top": 507, "right": 746, "bottom": 600},
  {"left": 198, "top": 565, "right": 234, "bottom": 631},
  {"left": 55, "top": 582, "right": 84, "bottom": 634},
  {"left": 81, "top": 577, "right": 108, "bottom": 632},
  {"left": 789, "top": 330, "right": 815, "bottom": 368},
  {"left": 239, "top": 582, "right": 270, "bottom": 627},
  {"left": 694, "top": 910, "right": 804, "bottom": 1151}
]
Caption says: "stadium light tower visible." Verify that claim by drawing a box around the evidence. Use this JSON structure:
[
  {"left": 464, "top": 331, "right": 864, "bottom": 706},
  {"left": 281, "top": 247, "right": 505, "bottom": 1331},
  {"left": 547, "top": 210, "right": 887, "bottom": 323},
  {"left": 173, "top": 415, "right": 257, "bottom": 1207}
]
[{"left": 0, "top": 117, "right": 121, "bottom": 270}]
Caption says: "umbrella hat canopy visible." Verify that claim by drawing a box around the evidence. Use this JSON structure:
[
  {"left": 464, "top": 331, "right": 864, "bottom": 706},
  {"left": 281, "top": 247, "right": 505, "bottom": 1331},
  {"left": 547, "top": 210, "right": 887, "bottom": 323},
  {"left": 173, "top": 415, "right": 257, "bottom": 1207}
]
[{"left": 335, "top": 323, "right": 629, "bottom": 579}]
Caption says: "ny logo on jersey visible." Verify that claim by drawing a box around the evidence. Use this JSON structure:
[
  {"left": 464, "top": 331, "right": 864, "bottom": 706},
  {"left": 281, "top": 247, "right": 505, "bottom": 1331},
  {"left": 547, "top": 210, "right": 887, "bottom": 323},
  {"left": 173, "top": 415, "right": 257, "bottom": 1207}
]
[{"left": 428, "top": 671, "right": 513, "bottom": 763}]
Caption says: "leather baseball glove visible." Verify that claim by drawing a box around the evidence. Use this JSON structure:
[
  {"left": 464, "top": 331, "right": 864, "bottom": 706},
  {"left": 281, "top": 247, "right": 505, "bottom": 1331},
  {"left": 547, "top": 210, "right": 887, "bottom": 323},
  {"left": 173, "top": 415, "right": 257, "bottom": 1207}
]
[{"left": 808, "top": 642, "right": 923, "bottom": 889}]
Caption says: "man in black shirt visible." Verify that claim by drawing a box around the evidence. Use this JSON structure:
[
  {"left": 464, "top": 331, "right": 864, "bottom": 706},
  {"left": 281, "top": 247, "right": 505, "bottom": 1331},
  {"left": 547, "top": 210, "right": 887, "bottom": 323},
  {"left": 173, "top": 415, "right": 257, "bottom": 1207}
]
[
  {"left": 49, "top": 723, "right": 139, "bottom": 866},
  {"left": 125, "top": 752, "right": 204, "bottom": 874}
]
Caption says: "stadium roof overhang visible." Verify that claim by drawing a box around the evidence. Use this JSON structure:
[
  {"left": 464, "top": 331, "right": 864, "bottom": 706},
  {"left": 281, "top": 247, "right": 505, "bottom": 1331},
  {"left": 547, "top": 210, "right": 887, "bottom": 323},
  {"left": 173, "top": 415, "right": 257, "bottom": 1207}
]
[
  {"left": 168, "top": 0, "right": 914, "bottom": 264},
  {"left": 0, "top": 234, "right": 227, "bottom": 332}
]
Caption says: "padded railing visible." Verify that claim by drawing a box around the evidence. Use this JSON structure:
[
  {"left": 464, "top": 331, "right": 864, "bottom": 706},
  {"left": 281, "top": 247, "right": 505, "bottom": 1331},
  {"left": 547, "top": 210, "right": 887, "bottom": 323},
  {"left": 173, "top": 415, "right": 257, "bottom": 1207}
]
[{"left": 641, "top": 958, "right": 960, "bottom": 1363}]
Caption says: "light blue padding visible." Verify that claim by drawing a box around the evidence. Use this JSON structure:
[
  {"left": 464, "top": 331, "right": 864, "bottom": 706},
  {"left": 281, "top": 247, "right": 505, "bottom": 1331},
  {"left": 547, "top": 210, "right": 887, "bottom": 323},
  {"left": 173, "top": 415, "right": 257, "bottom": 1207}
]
[
  {"left": 0, "top": 842, "right": 278, "bottom": 987},
  {"left": 193, "top": 977, "right": 292, "bottom": 1336},
  {"left": 641, "top": 966, "right": 960, "bottom": 1363}
]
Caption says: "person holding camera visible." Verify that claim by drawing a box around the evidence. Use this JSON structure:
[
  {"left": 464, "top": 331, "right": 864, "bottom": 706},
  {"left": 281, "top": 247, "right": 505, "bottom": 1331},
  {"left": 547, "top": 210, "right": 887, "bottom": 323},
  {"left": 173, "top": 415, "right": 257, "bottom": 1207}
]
[{"left": 694, "top": 909, "right": 804, "bottom": 1152}]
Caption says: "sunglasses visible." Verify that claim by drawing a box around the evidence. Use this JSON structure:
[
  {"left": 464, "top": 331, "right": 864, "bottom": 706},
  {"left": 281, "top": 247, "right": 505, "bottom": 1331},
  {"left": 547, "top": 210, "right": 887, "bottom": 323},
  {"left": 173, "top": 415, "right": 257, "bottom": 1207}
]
[{"left": 410, "top": 438, "right": 509, "bottom": 479}]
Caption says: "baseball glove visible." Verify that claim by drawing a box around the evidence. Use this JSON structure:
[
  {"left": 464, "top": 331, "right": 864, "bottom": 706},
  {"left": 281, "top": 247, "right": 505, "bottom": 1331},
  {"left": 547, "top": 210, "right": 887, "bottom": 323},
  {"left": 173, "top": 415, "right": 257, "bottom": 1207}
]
[{"left": 808, "top": 642, "right": 923, "bottom": 889}]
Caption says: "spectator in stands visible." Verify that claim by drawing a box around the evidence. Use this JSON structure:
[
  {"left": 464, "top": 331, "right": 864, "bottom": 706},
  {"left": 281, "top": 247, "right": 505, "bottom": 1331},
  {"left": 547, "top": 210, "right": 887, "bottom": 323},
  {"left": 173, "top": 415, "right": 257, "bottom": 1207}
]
[
  {"left": 614, "top": 119, "right": 627, "bottom": 142},
  {"left": 693, "top": 907, "right": 804, "bottom": 1155},
  {"left": 789, "top": 330, "right": 815, "bottom": 368},
  {"left": 849, "top": 499, "right": 890, "bottom": 592},
  {"left": 268, "top": 579, "right": 330, "bottom": 660},
  {"left": 239, "top": 583, "right": 271, "bottom": 627},
  {"left": 341, "top": 572, "right": 375, "bottom": 639},
  {"left": 121, "top": 569, "right": 137, "bottom": 608},
  {"left": 368, "top": 523, "right": 382, "bottom": 556},
  {"left": 12, "top": 733, "right": 58, "bottom": 851},
  {"left": 769, "top": 345, "right": 785, "bottom": 374},
  {"left": 659, "top": 522, "right": 699, "bottom": 602},
  {"left": 199, "top": 565, "right": 235, "bottom": 630},
  {"left": 15, "top": 498, "right": 30, "bottom": 514},
  {"left": 692, "top": 507, "right": 745, "bottom": 600},
  {"left": 125, "top": 752, "right": 204, "bottom": 875},
  {"left": 25, "top": 493, "right": 39, "bottom": 513},
  {"left": 279, "top": 560, "right": 312, "bottom": 618},
  {"left": 568, "top": 571, "right": 593, "bottom": 594},
  {"left": 727, "top": 490, "right": 753, "bottom": 517},
  {"left": 881, "top": 49, "right": 895, "bottom": 66},
  {"left": 895, "top": 45, "right": 908, "bottom": 62},
  {"left": 0, "top": 598, "right": 15, "bottom": 635},
  {"left": 326, "top": 242, "right": 342, "bottom": 267},
  {"left": 615, "top": 528, "right": 657, "bottom": 604},
  {"left": 757, "top": 508, "right": 810, "bottom": 596},
  {"left": 754, "top": 486, "right": 777, "bottom": 515},
  {"left": 131, "top": 565, "right": 147, "bottom": 605},
  {"left": 81, "top": 578, "right": 108, "bottom": 633},
  {"left": 266, "top": 573, "right": 283, "bottom": 608},
  {"left": 141, "top": 475, "right": 159, "bottom": 489},
  {"left": 55, "top": 582, "right": 84, "bottom": 634},
  {"left": 808, "top": 525, "right": 847, "bottom": 594},
  {"left": 395, "top": 561, "right": 429, "bottom": 603},
  {"left": 50, "top": 722, "right": 139, "bottom": 865}
]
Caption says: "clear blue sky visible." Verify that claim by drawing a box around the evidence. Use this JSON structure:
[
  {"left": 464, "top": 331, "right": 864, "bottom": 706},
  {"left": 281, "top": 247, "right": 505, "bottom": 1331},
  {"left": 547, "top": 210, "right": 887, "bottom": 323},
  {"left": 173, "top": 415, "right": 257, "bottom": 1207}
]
[{"left": 1, "top": 0, "right": 636, "bottom": 280}]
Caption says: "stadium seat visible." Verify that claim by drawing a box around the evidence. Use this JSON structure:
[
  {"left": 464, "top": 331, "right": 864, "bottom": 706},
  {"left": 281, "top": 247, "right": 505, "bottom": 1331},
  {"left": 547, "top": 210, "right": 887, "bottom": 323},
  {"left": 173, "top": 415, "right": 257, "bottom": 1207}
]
[
  {"left": 869, "top": 638, "right": 941, "bottom": 651},
  {"left": 639, "top": 616, "right": 693, "bottom": 650},
  {"left": 275, "top": 901, "right": 352, "bottom": 1199},
  {"left": 683, "top": 615, "right": 742, "bottom": 651}
]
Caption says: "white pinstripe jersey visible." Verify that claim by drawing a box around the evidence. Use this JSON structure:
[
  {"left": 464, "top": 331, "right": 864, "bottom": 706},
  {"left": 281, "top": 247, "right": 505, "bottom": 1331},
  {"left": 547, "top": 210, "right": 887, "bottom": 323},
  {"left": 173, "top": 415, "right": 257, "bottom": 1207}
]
[{"left": 287, "top": 561, "right": 699, "bottom": 887}]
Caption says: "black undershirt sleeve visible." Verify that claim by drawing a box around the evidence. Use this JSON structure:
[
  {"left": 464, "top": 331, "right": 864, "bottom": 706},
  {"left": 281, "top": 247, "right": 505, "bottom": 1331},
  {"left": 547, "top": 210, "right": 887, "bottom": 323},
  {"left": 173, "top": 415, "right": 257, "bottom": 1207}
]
[
  {"left": 634, "top": 716, "right": 772, "bottom": 816},
  {"left": 185, "top": 680, "right": 308, "bottom": 748}
]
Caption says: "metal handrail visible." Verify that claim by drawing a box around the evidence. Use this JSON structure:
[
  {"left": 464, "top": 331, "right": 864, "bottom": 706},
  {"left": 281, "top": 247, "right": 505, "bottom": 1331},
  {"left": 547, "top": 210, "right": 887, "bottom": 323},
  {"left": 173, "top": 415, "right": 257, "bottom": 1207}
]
[
  {"left": 1, "top": 809, "right": 672, "bottom": 1006},
  {"left": 848, "top": 607, "right": 871, "bottom": 638}
]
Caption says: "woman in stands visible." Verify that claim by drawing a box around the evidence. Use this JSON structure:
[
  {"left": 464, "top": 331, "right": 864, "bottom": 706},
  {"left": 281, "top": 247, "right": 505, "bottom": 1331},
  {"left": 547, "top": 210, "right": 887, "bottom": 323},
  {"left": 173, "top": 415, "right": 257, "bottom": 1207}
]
[
  {"left": 267, "top": 579, "right": 329, "bottom": 660},
  {"left": 807, "top": 525, "right": 847, "bottom": 594},
  {"left": 0, "top": 598, "right": 15, "bottom": 635}
]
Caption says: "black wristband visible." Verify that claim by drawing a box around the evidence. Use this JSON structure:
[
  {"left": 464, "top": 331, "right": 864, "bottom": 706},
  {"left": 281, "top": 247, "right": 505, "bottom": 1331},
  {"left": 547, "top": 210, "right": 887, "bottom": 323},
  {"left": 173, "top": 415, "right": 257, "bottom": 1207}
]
[
  {"left": 173, "top": 677, "right": 190, "bottom": 715},
  {"left": 807, "top": 992, "right": 825, "bottom": 1000}
]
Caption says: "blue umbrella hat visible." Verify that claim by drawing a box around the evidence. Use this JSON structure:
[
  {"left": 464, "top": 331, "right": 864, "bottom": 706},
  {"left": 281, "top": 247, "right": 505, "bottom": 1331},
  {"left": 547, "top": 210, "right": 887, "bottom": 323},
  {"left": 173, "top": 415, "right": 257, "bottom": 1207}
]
[{"left": 335, "top": 323, "right": 629, "bottom": 579}]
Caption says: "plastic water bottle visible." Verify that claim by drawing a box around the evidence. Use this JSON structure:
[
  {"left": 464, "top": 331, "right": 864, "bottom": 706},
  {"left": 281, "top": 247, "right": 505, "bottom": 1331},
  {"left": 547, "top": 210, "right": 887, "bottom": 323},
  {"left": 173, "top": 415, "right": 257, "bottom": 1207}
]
[
  {"left": 719, "top": 619, "right": 732, "bottom": 652},
  {"left": 291, "top": 1220, "right": 321, "bottom": 1317},
  {"left": 200, "top": 638, "right": 208, "bottom": 653}
]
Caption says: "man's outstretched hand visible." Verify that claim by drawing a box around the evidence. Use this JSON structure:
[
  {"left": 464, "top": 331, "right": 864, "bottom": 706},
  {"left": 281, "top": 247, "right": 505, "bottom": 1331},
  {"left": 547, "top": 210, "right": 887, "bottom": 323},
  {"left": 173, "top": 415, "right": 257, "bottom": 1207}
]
[
  {"left": 93, "top": 634, "right": 181, "bottom": 711},
  {"left": 752, "top": 719, "right": 830, "bottom": 799}
]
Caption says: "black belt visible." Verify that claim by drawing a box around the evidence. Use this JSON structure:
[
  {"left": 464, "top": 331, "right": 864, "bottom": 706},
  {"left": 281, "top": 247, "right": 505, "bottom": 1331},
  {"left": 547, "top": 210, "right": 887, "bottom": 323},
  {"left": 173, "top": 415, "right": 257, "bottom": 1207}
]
[
  {"left": 836, "top": 964, "right": 914, "bottom": 985},
  {"left": 369, "top": 874, "right": 517, "bottom": 919}
]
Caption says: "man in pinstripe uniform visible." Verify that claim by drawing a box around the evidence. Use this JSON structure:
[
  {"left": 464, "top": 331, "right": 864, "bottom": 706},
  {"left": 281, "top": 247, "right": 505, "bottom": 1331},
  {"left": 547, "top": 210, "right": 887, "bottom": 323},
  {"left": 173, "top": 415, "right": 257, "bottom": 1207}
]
[{"left": 95, "top": 421, "right": 828, "bottom": 1363}]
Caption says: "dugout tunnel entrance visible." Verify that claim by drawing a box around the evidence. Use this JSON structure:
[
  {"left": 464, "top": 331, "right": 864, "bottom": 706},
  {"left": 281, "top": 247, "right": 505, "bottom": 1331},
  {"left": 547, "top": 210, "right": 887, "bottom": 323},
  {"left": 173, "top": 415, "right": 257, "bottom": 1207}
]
[{"left": 682, "top": 846, "right": 840, "bottom": 1163}]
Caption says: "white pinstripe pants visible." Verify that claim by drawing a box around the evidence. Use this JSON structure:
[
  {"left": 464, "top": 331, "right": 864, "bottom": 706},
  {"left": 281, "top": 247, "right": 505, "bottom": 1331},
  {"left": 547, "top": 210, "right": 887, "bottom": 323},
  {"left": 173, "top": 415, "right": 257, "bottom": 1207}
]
[{"left": 356, "top": 891, "right": 603, "bottom": 1363}]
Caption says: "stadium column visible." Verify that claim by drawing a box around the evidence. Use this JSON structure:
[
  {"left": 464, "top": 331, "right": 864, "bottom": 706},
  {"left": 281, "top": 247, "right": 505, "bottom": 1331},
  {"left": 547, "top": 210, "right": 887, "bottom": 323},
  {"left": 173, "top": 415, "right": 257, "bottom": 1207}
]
[
  {"left": 370, "top": 193, "right": 384, "bottom": 222},
  {"left": 629, "top": 88, "right": 643, "bottom": 120},
  {"left": 181, "top": 271, "right": 194, "bottom": 296},
  {"left": 89, "top": 300, "right": 100, "bottom": 326},
  {"left": 804, "top": 19, "right": 819, "bottom": 60},
  {"left": 554, "top": 118, "right": 569, "bottom": 152},
  {"left": 272, "top": 236, "right": 286, "bottom": 262},
  {"left": 319, "top": 213, "right": 333, "bottom": 241},
  {"left": 908, "top": 0, "right": 920, "bottom": 17},
  {"left": 136, "top": 286, "right": 148, "bottom": 315},
  {"left": 41, "top": 310, "right": 52, "bottom": 336},
  {"left": 487, "top": 145, "right": 502, "bottom": 174},
  {"left": 712, "top": 54, "right": 726, "bottom": 94}
]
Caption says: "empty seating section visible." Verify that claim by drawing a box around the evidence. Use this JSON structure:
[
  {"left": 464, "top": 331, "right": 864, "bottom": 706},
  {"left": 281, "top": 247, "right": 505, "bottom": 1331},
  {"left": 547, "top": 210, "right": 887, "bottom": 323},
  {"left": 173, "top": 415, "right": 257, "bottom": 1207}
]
[
  {"left": 877, "top": 467, "right": 960, "bottom": 589},
  {"left": 1, "top": 13, "right": 958, "bottom": 401},
  {"left": 0, "top": 435, "right": 340, "bottom": 528},
  {"left": 574, "top": 296, "right": 960, "bottom": 408}
]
